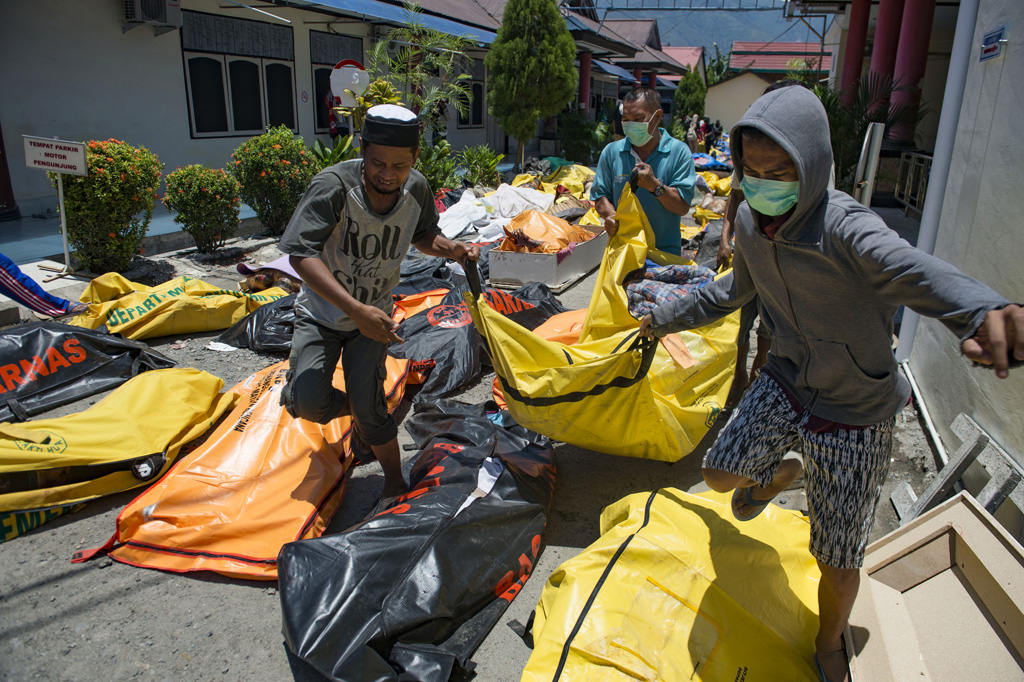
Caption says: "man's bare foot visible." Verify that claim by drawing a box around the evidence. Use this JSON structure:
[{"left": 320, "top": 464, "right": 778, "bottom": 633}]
[
  {"left": 732, "top": 458, "right": 802, "bottom": 520},
  {"left": 814, "top": 647, "right": 849, "bottom": 682},
  {"left": 381, "top": 476, "right": 408, "bottom": 500}
]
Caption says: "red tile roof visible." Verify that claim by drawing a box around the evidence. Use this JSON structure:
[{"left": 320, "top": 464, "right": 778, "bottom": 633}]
[
  {"left": 661, "top": 46, "right": 704, "bottom": 71},
  {"left": 731, "top": 41, "right": 827, "bottom": 53},
  {"left": 729, "top": 52, "right": 832, "bottom": 73}
]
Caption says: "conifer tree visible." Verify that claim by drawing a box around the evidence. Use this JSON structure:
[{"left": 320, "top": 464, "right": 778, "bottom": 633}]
[
  {"left": 485, "top": 0, "right": 578, "bottom": 169},
  {"left": 673, "top": 67, "right": 706, "bottom": 119}
]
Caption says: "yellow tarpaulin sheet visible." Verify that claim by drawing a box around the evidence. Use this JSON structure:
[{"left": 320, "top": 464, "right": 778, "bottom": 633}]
[
  {"left": 466, "top": 183, "right": 738, "bottom": 461},
  {"left": 69, "top": 273, "right": 287, "bottom": 339},
  {"left": 0, "top": 368, "right": 237, "bottom": 513},
  {"left": 523, "top": 489, "right": 821, "bottom": 682},
  {"left": 542, "top": 164, "right": 596, "bottom": 198},
  {"left": 103, "top": 356, "right": 411, "bottom": 580},
  {"left": 700, "top": 171, "right": 732, "bottom": 196}
]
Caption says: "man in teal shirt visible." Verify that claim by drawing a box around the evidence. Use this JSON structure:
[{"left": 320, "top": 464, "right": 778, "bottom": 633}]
[{"left": 592, "top": 87, "right": 696, "bottom": 255}]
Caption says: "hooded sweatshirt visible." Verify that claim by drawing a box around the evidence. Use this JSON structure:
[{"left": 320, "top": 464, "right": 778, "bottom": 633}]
[{"left": 650, "top": 86, "right": 1010, "bottom": 426}]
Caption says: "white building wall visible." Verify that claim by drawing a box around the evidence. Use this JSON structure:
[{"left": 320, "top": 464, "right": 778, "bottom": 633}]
[
  {"left": 908, "top": 0, "right": 1023, "bottom": 471},
  {"left": 705, "top": 73, "right": 771, "bottom": 131},
  {"left": 0, "top": 0, "right": 509, "bottom": 216},
  {"left": 0, "top": 0, "right": 375, "bottom": 215}
]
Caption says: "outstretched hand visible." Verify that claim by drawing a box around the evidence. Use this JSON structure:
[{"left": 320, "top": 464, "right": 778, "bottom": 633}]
[
  {"left": 961, "top": 304, "right": 1024, "bottom": 378},
  {"left": 352, "top": 304, "right": 404, "bottom": 344}
]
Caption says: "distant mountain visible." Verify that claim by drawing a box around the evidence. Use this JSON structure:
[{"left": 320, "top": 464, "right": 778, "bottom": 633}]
[{"left": 594, "top": 6, "right": 827, "bottom": 55}]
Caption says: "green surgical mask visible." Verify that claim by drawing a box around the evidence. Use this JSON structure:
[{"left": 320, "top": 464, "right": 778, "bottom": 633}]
[
  {"left": 623, "top": 112, "right": 657, "bottom": 147},
  {"left": 740, "top": 175, "right": 800, "bottom": 216}
]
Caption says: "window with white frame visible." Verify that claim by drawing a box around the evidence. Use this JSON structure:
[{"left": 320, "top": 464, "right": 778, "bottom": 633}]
[
  {"left": 181, "top": 11, "right": 296, "bottom": 137},
  {"left": 458, "top": 58, "right": 486, "bottom": 129},
  {"left": 310, "top": 31, "right": 363, "bottom": 134}
]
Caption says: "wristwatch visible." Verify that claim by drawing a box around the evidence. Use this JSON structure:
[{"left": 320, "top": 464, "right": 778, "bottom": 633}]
[{"left": 653, "top": 182, "right": 666, "bottom": 197}]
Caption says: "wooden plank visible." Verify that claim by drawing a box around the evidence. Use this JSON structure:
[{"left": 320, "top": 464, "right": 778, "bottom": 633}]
[
  {"left": 900, "top": 431, "right": 990, "bottom": 525},
  {"left": 891, "top": 481, "right": 919, "bottom": 521},
  {"left": 975, "top": 453, "right": 1022, "bottom": 515}
]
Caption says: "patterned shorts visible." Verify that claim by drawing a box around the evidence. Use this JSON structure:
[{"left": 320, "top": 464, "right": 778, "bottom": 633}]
[{"left": 703, "top": 373, "right": 895, "bottom": 569}]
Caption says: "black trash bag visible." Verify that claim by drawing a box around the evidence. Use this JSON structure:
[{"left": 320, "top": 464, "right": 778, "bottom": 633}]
[
  {"left": 0, "top": 322, "right": 176, "bottom": 423},
  {"left": 278, "top": 413, "right": 556, "bottom": 682},
  {"left": 216, "top": 294, "right": 295, "bottom": 353},
  {"left": 387, "top": 282, "right": 566, "bottom": 401}
]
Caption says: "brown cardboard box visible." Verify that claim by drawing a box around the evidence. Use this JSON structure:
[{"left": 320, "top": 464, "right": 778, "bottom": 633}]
[{"left": 845, "top": 492, "right": 1024, "bottom": 681}]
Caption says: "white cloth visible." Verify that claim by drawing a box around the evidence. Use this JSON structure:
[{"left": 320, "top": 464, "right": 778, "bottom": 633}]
[
  {"left": 438, "top": 192, "right": 492, "bottom": 239},
  {"left": 480, "top": 184, "right": 555, "bottom": 219}
]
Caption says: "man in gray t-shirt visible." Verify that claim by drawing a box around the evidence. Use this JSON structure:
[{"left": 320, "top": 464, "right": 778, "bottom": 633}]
[{"left": 279, "top": 105, "right": 478, "bottom": 498}]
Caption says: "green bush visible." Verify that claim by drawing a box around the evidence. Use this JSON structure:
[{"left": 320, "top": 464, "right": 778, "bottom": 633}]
[
  {"left": 49, "top": 138, "right": 162, "bottom": 273},
  {"left": 557, "top": 111, "right": 599, "bottom": 165},
  {"left": 460, "top": 144, "right": 504, "bottom": 187},
  {"left": 231, "top": 126, "right": 317, "bottom": 235},
  {"left": 415, "top": 139, "right": 458, "bottom": 192},
  {"left": 162, "top": 165, "right": 242, "bottom": 253},
  {"left": 309, "top": 134, "right": 358, "bottom": 170}
]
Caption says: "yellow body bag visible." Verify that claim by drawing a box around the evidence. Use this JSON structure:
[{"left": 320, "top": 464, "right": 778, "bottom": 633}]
[
  {"left": 522, "top": 490, "right": 821, "bottom": 682},
  {"left": 466, "top": 184, "right": 738, "bottom": 461},
  {"left": 0, "top": 368, "right": 236, "bottom": 515},
  {"left": 70, "top": 273, "right": 287, "bottom": 339}
]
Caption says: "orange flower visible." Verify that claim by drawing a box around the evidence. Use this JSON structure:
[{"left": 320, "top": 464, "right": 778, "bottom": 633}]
[
  {"left": 106, "top": 157, "right": 113, "bottom": 162},
  {"left": 236, "top": 160, "right": 241, "bottom": 165},
  {"left": 283, "top": 160, "right": 290, "bottom": 165},
  {"left": 260, "top": 171, "right": 266, "bottom": 177},
  {"left": 215, "top": 195, "right": 220, "bottom": 199},
  {"left": 140, "top": 247, "right": 146, "bottom": 255},
  {"left": 120, "top": 173, "right": 127, "bottom": 182},
  {"left": 272, "top": 144, "right": 282, "bottom": 149},
  {"left": 108, "top": 232, "right": 116, "bottom": 238},
  {"left": 179, "top": 189, "right": 184, "bottom": 194}
]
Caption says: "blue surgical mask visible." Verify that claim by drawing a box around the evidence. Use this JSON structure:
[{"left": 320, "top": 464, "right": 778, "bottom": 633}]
[
  {"left": 740, "top": 175, "right": 800, "bottom": 216},
  {"left": 623, "top": 112, "right": 657, "bottom": 147}
]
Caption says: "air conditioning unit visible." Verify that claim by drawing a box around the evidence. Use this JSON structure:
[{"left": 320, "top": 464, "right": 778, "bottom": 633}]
[{"left": 123, "top": 0, "right": 182, "bottom": 35}]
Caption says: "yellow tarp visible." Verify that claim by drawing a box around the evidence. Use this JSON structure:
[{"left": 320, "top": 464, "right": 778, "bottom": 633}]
[
  {"left": 522, "top": 489, "right": 822, "bottom": 682},
  {"left": 542, "top": 164, "right": 596, "bottom": 198},
  {"left": 465, "top": 184, "right": 738, "bottom": 461},
  {"left": 69, "top": 273, "right": 287, "bottom": 339},
  {"left": 0, "top": 368, "right": 237, "bottom": 513},
  {"left": 700, "top": 171, "right": 732, "bottom": 196}
]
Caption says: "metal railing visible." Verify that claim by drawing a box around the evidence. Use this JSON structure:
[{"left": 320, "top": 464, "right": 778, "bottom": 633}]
[{"left": 895, "top": 151, "right": 932, "bottom": 219}]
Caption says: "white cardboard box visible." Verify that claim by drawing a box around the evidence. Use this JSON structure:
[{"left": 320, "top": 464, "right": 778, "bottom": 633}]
[
  {"left": 488, "top": 228, "right": 607, "bottom": 293},
  {"left": 845, "top": 492, "right": 1024, "bottom": 681}
]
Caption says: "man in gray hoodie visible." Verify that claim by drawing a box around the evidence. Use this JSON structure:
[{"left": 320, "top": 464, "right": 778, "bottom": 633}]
[{"left": 638, "top": 86, "right": 1022, "bottom": 681}]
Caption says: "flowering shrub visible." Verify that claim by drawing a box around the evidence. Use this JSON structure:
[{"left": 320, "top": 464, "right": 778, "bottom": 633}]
[
  {"left": 49, "top": 139, "right": 162, "bottom": 273},
  {"left": 231, "top": 126, "right": 318, "bottom": 235},
  {"left": 162, "top": 165, "right": 242, "bottom": 253}
]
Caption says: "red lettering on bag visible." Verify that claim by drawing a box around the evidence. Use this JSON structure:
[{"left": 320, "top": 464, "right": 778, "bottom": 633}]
[
  {"left": 374, "top": 503, "right": 411, "bottom": 517},
  {"left": 0, "top": 365, "right": 23, "bottom": 391},
  {"left": 433, "top": 442, "right": 464, "bottom": 455},
  {"left": 497, "top": 534, "right": 543, "bottom": 603},
  {"left": 19, "top": 356, "right": 49, "bottom": 382},
  {"left": 45, "top": 347, "right": 70, "bottom": 372},
  {"left": 63, "top": 339, "right": 86, "bottom": 363}
]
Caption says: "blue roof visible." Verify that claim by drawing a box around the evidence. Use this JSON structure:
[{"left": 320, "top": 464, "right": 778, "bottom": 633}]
[
  {"left": 300, "top": 0, "right": 496, "bottom": 45},
  {"left": 594, "top": 59, "right": 638, "bottom": 82}
]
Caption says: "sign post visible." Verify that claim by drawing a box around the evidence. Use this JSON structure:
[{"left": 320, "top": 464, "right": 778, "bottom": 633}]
[{"left": 23, "top": 136, "right": 87, "bottom": 275}]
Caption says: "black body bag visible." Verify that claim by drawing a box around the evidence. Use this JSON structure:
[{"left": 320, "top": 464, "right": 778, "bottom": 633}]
[
  {"left": 0, "top": 321, "right": 175, "bottom": 422},
  {"left": 278, "top": 406, "right": 555, "bottom": 682}
]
